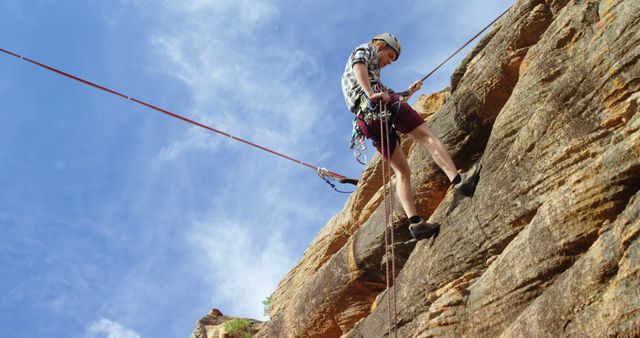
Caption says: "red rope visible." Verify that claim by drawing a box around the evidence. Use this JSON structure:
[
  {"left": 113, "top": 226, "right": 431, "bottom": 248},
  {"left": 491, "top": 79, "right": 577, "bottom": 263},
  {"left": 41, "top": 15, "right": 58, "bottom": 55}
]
[
  {"left": 385, "top": 114, "right": 397, "bottom": 338},
  {"left": 379, "top": 103, "right": 397, "bottom": 338},
  {"left": 419, "top": 6, "right": 511, "bottom": 83},
  {"left": 0, "top": 47, "right": 347, "bottom": 181}
]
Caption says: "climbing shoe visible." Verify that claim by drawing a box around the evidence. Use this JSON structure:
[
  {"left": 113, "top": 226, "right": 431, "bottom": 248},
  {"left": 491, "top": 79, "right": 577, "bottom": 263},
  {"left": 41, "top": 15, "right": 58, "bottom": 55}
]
[
  {"left": 454, "top": 164, "right": 482, "bottom": 197},
  {"left": 409, "top": 218, "right": 440, "bottom": 241}
]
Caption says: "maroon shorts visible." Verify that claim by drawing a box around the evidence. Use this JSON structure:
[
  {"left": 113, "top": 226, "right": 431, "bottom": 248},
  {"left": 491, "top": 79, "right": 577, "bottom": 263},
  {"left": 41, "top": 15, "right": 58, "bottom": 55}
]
[{"left": 357, "top": 95, "right": 425, "bottom": 159}]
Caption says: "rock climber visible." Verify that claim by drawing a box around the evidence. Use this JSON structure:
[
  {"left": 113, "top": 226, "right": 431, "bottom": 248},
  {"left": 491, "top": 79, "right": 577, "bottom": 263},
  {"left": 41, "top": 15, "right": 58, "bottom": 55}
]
[{"left": 341, "top": 32, "right": 481, "bottom": 241}]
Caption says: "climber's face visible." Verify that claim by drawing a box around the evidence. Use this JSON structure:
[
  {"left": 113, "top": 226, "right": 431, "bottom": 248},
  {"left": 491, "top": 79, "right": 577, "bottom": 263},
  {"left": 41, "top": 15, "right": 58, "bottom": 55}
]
[{"left": 378, "top": 46, "right": 397, "bottom": 69}]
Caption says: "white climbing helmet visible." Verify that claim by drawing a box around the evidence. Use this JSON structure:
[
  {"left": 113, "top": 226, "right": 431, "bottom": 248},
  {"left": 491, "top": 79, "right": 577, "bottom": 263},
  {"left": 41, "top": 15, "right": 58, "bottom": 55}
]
[{"left": 372, "top": 32, "right": 401, "bottom": 60}]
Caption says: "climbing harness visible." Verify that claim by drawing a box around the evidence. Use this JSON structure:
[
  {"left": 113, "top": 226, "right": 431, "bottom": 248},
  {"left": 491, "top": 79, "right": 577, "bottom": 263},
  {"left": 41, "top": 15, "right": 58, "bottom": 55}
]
[
  {"left": 349, "top": 83, "right": 391, "bottom": 165},
  {"left": 0, "top": 47, "right": 357, "bottom": 193}
]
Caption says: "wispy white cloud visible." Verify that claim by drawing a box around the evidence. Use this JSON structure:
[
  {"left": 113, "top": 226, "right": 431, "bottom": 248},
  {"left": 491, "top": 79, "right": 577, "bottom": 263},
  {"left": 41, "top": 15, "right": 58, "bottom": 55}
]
[
  {"left": 144, "top": 0, "right": 329, "bottom": 161},
  {"left": 176, "top": 152, "right": 331, "bottom": 319},
  {"left": 158, "top": 126, "right": 223, "bottom": 161},
  {"left": 158, "top": 0, "right": 278, "bottom": 28},
  {"left": 187, "top": 218, "right": 295, "bottom": 319},
  {"left": 87, "top": 318, "right": 141, "bottom": 338},
  {"left": 403, "top": 1, "right": 513, "bottom": 88}
]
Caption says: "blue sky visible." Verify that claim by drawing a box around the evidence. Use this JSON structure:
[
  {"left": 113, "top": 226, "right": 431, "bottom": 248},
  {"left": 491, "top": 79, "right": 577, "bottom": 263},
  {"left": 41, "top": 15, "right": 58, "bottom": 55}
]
[{"left": 0, "top": 1, "right": 510, "bottom": 337}]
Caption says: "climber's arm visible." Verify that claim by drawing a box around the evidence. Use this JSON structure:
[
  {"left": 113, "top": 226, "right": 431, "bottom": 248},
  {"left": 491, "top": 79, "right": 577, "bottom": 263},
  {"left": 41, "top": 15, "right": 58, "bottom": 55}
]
[{"left": 353, "top": 62, "right": 390, "bottom": 103}]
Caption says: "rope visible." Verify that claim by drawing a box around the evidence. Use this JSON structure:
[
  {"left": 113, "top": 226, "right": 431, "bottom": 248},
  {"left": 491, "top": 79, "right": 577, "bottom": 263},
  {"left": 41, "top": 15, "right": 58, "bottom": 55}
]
[
  {"left": 418, "top": 6, "right": 511, "bottom": 83},
  {"left": 386, "top": 115, "right": 397, "bottom": 338},
  {"left": 0, "top": 47, "right": 350, "bottom": 188},
  {"left": 379, "top": 102, "right": 397, "bottom": 338}
]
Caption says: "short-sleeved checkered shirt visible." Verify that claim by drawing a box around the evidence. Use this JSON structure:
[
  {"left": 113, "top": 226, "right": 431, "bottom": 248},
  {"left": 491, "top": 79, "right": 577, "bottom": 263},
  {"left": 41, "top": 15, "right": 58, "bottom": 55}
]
[{"left": 341, "top": 43, "right": 388, "bottom": 113}]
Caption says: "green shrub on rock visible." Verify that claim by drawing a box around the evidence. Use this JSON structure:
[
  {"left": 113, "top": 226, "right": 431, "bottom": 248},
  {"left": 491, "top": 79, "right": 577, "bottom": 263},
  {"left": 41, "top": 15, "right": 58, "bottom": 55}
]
[{"left": 223, "top": 319, "right": 253, "bottom": 338}]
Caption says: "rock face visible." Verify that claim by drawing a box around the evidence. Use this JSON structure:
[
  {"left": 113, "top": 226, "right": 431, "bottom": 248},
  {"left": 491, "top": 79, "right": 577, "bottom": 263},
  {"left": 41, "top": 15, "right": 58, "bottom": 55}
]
[
  {"left": 195, "top": 0, "right": 640, "bottom": 337},
  {"left": 190, "top": 308, "right": 262, "bottom": 338}
]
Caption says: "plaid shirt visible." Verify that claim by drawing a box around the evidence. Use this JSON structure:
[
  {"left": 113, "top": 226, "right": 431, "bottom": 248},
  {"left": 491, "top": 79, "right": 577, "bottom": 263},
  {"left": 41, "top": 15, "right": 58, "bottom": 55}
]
[{"left": 341, "top": 43, "right": 388, "bottom": 113}]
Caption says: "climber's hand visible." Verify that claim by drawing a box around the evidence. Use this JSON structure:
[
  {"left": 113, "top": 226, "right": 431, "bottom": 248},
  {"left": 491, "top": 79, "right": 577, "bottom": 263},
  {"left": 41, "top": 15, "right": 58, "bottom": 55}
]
[
  {"left": 408, "top": 80, "right": 423, "bottom": 94},
  {"left": 370, "top": 91, "right": 391, "bottom": 103}
]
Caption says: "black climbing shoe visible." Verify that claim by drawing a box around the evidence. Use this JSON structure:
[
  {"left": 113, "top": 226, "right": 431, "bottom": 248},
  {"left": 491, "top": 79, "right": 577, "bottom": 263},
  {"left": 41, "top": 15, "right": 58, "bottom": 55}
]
[
  {"left": 409, "top": 218, "right": 440, "bottom": 241},
  {"left": 454, "top": 164, "right": 482, "bottom": 197},
  {"left": 338, "top": 177, "right": 359, "bottom": 186}
]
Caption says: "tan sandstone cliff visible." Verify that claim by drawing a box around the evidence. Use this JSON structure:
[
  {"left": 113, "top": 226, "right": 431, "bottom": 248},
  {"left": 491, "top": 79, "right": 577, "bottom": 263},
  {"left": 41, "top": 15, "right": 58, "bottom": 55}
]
[
  {"left": 192, "top": 0, "right": 640, "bottom": 336},
  {"left": 190, "top": 308, "right": 262, "bottom": 338}
]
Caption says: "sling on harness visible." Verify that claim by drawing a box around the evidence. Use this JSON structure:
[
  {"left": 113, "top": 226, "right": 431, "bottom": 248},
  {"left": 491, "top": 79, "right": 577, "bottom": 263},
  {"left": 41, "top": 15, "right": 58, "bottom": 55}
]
[
  {"left": 350, "top": 83, "right": 393, "bottom": 165},
  {"left": 350, "top": 83, "right": 408, "bottom": 165}
]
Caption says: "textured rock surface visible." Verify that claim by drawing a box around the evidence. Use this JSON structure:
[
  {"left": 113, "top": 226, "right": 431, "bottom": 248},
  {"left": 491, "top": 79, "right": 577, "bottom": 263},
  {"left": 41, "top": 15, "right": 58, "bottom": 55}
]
[
  {"left": 256, "top": 104, "right": 447, "bottom": 338},
  {"left": 190, "top": 308, "right": 262, "bottom": 338},
  {"left": 194, "top": 0, "right": 640, "bottom": 337},
  {"left": 346, "top": 0, "right": 640, "bottom": 337},
  {"left": 258, "top": 89, "right": 451, "bottom": 338}
]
